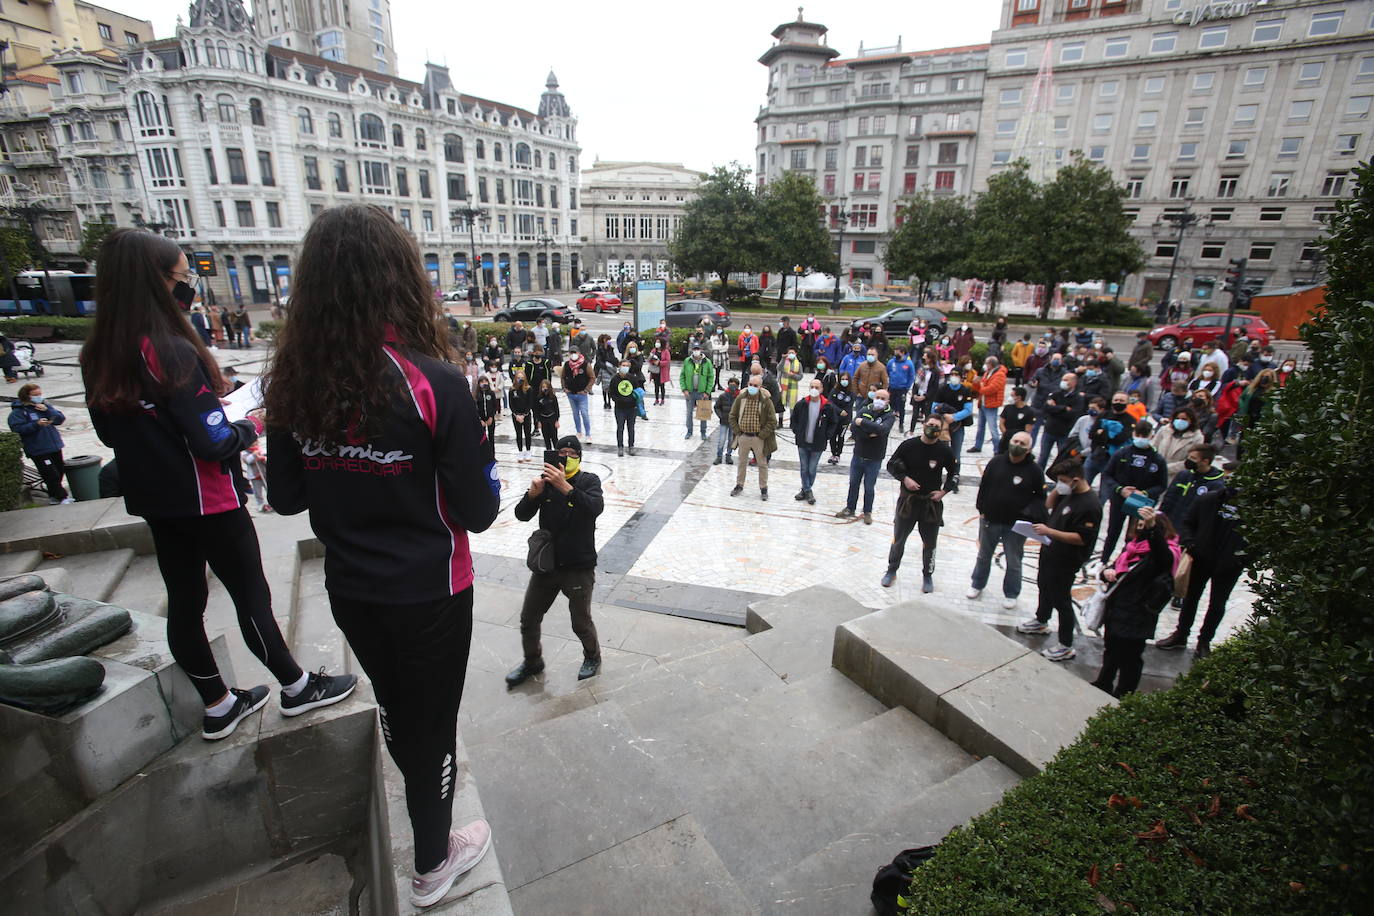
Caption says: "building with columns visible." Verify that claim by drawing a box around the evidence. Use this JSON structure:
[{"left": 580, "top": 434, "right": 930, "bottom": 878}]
[
  {"left": 754, "top": 11, "right": 989, "bottom": 287},
  {"left": 972, "top": 0, "right": 1369, "bottom": 307},
  {"left": 118, "top": 0, "right": 580, "bottom": 306},
  {"left": 578, "top": 160, "right": 704, "bottom": 283}
]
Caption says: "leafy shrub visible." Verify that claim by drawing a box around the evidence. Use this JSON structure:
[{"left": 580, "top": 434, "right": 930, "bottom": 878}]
[
  {"left": 0, "top": 316, "right": 95, "bottom": 340},
  {"left": 0, "top": 431, "right": 22, "bottom": 511},
  {"left": 1079, "top": 299, "right": 1153, "bottom": 327},
  {"left": 254, "top": 320, "right": 282, "bottom": 341}
]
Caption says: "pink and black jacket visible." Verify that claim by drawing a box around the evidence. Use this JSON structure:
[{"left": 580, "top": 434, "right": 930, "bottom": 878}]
[
  {"left": 266, "top": 342, "right": 501, "bottom": 603},
  {"left": 88, "top": 337, "right": 257, "bottom": 520}
]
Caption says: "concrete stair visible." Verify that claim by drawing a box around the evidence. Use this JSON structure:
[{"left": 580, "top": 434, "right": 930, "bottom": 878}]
[{"left": 35, "top": 547, "right": 135, "bottom": 602}]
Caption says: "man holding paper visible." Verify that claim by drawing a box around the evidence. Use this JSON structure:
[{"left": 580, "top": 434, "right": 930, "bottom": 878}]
[{"left": 967, "top": 431, "right": 1045, "bottom": 609}]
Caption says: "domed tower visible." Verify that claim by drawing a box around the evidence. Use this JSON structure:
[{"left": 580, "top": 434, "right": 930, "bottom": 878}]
[
  {"left": 756, "top": 7, "right": 838, "bottom": 186},
  {"left": 538, "top": 69, "right": 571, "bottom": 119}
]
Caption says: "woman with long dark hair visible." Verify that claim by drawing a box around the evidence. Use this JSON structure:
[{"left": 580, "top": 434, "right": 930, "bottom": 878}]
[
  {"left": 81, "top": 229, "right": 356, "bottom": 741},
  {"left": 262, "top": 205, "right": 500, "bottom": 908}
]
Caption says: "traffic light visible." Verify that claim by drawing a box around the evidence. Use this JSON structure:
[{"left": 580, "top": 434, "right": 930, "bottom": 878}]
[{"left": 1222, "top": 257, "right": 1247, "bottom": 296}]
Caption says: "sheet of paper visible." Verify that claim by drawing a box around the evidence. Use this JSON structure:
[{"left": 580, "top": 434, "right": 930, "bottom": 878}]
[
  {"left": 221, "top": 377, "right": 263, "bottom": 424},
  {"left": 1012, "top": 519, "right": 1052, "bottom": 546}
]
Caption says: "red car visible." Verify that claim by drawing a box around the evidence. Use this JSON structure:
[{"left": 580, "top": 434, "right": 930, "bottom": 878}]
[
  {"left": 1147, "top": 313, "right": 1271, "bottom": 350},
  {"left": 576, "top": 292, "right": 622, "bottom": 313}
]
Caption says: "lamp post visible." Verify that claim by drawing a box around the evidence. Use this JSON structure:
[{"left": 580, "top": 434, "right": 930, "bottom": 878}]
[
  {"left": 829, "top": 198, "right": 849, "bottom": 315},
  {"left": 1150, "top": 205, "right": 1213, "bottom": 324},
  {"left": 451, "top": 199, "right": 487, "bottom": 297},
  {"left": 536, "top": 233, "right": 553, "bottom": 291}
]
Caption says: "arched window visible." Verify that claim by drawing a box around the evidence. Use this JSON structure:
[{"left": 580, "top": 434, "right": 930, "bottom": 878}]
[
  {"left": 514, "top": 142, "right": 532, "bottom": 165},
  {"left": 203, "top": 39, "right": 214, "bottom": 65},
  {"left": 415, "top": 127, "right": 426, "bottom": 150},
  {"left": 392, "top": 124, "right": 403, "bottom": 147},
  {"left": 236, "top": 44, "right": 249, "bottom": 70},
  {"left": 475, "top": 138, "right": 485, "bottom": 159},
  {"left": 297, "top": 106, "right": 314, "bottom": 134},
  {"left": 493, "top": 142, "right": 503, "bottom": 162},
  {"left": 359, "top": 113, "right": 385, "bottom": 142},
  {"left": 534, "top": 150, "right": 542, "bottom": 168},
  {"left": 443, "top": 133, "right": 463, "bottom": 162},
  {"left": 121, "top": 165, "right": 134, "bottom": 188},
  {"left": 133, "top": 90, "right": 166, "bottom": 135},
  {"left": 548, "top": 152, "right": 556, "bottom": 171},
  {"left": 195, "top": 94, "right": 206, "bottom": 122},
  {"left": 568, "top": 155, "right": 576, "bottom": 173},
  {"left": 216, "top": 40, "right": 231, "bottom": 68},
  {"left": 216, "top": 94, "right": 237, "bottom": 123},
  {"left": 248, "top": 98, "right": 265, "bottom": 126},
  {"left": 188, "top": 41, "right": 199, "bottom": 65},
  {"left": 327, "top": 112, "right": 343, "bottom": 138}
]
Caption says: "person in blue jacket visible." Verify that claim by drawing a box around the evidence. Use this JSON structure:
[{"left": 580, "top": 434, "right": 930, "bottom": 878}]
[
  {"left": 813, "top": 327, "right": 843, "bottom": 369},
  {"left": 838, "top": 341, "right": 866, "bottom": 378},
  {"left": 885, "top": 347, "right": 915, "bottom": 433},
  {"left": 8, "top": 383, "right": 72, "bottom": 503}
]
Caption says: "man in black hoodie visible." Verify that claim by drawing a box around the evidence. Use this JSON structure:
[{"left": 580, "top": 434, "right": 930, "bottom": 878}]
[
  {"left": 967, "top": 431, "right": 1045, "bottom": 609},
  {"left": 507, "top": 436, "right": 605, "bottom": 686},
  {"left": 882, "top": 414, "right": 956, "bottom": 592},
  {"left": 1157, "top": 481, "right": 1248, "bottom": 658}
]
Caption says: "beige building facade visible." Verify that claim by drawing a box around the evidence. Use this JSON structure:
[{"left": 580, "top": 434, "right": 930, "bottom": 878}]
[{"left": 579, "top": 160, "right": 704, "bottom": 284}]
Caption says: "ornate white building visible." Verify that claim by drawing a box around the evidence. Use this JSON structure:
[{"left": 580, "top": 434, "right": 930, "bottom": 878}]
[
  {"left": 578, "top": 160, "right": 704, "bottom": 282},
  {"left": 118, "top": 0, "right": 580, "bottom": 305}
]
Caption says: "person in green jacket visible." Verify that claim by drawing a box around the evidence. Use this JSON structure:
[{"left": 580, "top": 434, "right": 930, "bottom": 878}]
[{"left": 680, "top": 342, "right": 717, "bottom": 440}]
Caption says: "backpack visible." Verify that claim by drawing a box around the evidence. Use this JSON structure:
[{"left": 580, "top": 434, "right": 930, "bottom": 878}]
[{"left": 871, "top": 846, "right": 937, "bottom": 916}]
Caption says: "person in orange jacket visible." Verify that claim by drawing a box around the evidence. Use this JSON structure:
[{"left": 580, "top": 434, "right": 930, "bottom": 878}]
[
  {"left": 736, "top": 324, "right": 759, "bottom": 374},
  {"left": 968, "top": 355, "right": 1008, "bottom": 454}
]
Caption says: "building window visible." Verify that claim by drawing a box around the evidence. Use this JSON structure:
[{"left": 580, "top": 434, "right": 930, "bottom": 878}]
[
  {"left": 1252, "top": 19, "right": 1283, "bottom": 42},
  {"left": 1347, "top": 96, "right": 1372, "bottom": 118},
  {"left": 1308, "top": 11, "right": 1343, "bottom": 37},
  {"left": 1198, "top": 26, "right": 1228, "bottom": 49},
  {"left": 1005, "top": 48, "right": 1027, "bottom": 67},
  {"left": 422, "top": 211, "right": 434, "bottom": 232},
  {"left": 392, "top": 124, "right": 403, "bottom": 147},
  {"left": 826, "top": 120, "right": 840, "bottom": 142},
  {"left": 857, "top": 116, "right": 870, "bottom": 136},
  {"left": 327, "top": 112, "right": 342, "bottom": 138},
  {"left": 1179, "top": 142, "right": 1198, "bottom": 161},
  {"left": 448, "top": 173, "right": 468, "bottom": 200},
  {"left": 1143, "top": 77, "right": 1166, "bottom": 96},
  {"left": 790, "top": 148, "right": 808, "bottom": 169},
  {"left": 1217, "top": 174, "right": 1239, "bottom": 198},
  {"left": 235, "top": 200, "right": 255, "bottom": 228},
  {"left": 1155, "top": 242, "right": 1177, "bottom": 258},
  {"left": 1277, "top": 137, "right": 1302, "bottom": 159},
  {"left": 1103, "top": 37, "right": 1129, "bottom": 59},
  {"left": 98, "top": 23, "right": 113, "bottom": 40},
  {"left": 934, "top": 170, "right": 955, "bottom": 190},
  {"left": 605, "top": 215, "right": 619, "bottom": 240},
  {"left": 364, "top": 161, "right": 392, "bottom": 194},
  {"left": 266, "top": 201, "right": 282, "bottom": 228},
  {"left": 1360, "top": 57, "right": 1374, "bottom": 80},
  {"left": 1192, "top": 72, "right": 1215, "bottom": 92},
  {"left": 1060, "top": 42, "right": 1084, "bottom": 63},
  {"left": 1000, "top": 88, "right": 1022, "bottom": 105},
  {"left": 1249, "top": 243, "right": 1274, "bottom": 261},
  {"left": 415, "top": 128, "right": 427, "bottom": 151},
  {"left": 297, "top": 107, "right": 314, "bottom": 134},
  {"left": 203, "top": 149, "right": 218, "bottom": 184},
  {"left": 997, "top": 119, "right": 1018, "bottom": 137},
  {"left": 1150, "top": 32, "right": 1177, "bottom": 54},
  {"left": 907, "top": 114, "right": 922, "bottom": 135},
  {"left": 1259, "top": 207, "right": 1285, "bottom": 222},
  {"left": 1169, "top": 176, "right": 1190, "bottom": 198},
  {"left": 1313, "top": 205, "right": 1338, "bottom": 221},
  {"left": 334, "top": 160, "right": 349, "bottom": 192},
  {"left": 1131, "top": 144, "right": 1150, "bottom": 161},
  {"left": 826, "top": 148, "right": 839, "bottom": 170},
  {"left": 1087, "top": 146, "right": 1106, "bottom": 161},
  {"left": 823, "top": 174, "right": 836, "bottom": 195},
  {"left": 1298, "top": 61, "right": 1325, "bottom": 83},
  {"left": 938, "top": 142, "right": 958, "bottom": 164},
  {"left": 1234, "top": 104, "right": 1259, "bottom": 127},
  {"left": 356, "top": 114, "right": 384, "bottom": 144},
  {"left": 1336, "top": 134, "right": 1361, "bottom": 155},
  {"left": 1200, "top": 243, "right": 1225, "bottom": 259},
  {"left": 1124, "top": 177, "right": 1144, "bottom": 198},
  {"left": 1099, "top": 80, "right": 1119, "bottom": 98},
  {"left": 1210, "top": 207, "right": 1234, "bottom": 221},
  {"left": 1289, "top": 100, "right": 1313, "bottom": 122},
  {"left": 1243, "top": 67, "right": 1267, "bottom": 88},
  {"left": 1226, "top": 140, "right": 1249, "bottom": 159},
  {"left": 854, "top": 146, "right": 867, "bottom": 167},
  {"left": 1138, "top": 111, "right": 1158, "bottom": 131},
  {"left": 853, "top": 172, "right": 866, "bottom": 192},
  {"left": 304, "top": 156, "right": 321, "bottom": 190},
  {"left": 257, "top": 151, "right": 275, "bottom": 186},
  {"left": 992, "top": 150, "right": 1012, "bottom": 165},
  {"left": 1298, "top": 244, "right": 1321, "bottom": 262},
  {"left": 1183, "top": 107, "right": 1206, "bottom": 128},
  {"left": 1016, "top": 0, "right": 1037, "bottom": 10},
  {"left": 476, "top": 176, "right": 487, "bottom": 202},
  {"left": 125, "top": 31, "right": 138, "bottom": 46},
  {"left": 419, "top": 170, "right": 431, "bottom": 198},
  {"left": 1093, "top": 113, "right": 1113, "bottom": 132},
  {"left": 1054, "top": 115, "right": 1069, "bottom": 133},
  {"left": 226, "top": 148, "right": 247, "bottom": 184},
  {"left": 444, "top": 134, "right": 464, "bottom": 162},
  {"left": 397, "top": 168, "right": 409, "bottom": 197},
  {"left": 1268, "top": 173, "right": 1292, "bottom": 197},
  {"left": 1322, "top": 171, "right": 1348, "bottom": 196},
  {"left": 216, "top": 94, "right": 236, "bottom": 123},
  {"left": 248, "top": 98, "right": 265, "bottom": 126},
  {"left": 213, "top": 201, "right": 226, "bottom": 227},
  {"left": 495, "top": 179, "right": 505, "bottom": 203}
]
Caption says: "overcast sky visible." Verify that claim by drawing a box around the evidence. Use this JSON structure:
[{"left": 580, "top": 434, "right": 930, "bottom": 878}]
[{"left": 140, "top": 1, "right": 1005, "bottom": 173}]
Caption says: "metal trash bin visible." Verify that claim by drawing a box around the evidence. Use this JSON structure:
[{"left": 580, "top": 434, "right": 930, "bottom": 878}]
[{"left": 63, "top": 454, "right": 103, "bottom": 501}]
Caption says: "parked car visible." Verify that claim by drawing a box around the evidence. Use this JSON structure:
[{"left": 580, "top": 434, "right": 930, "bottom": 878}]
[
  {"left": 577, "top": 278, "right": 611, "bottom": 293},
  {"left": 1148, "top": 313, "right": 1271, "bottom": 350},
  {"left": 664, "top": 298, "right": 731, "bottom": 329},
  {"left": 442, "top": 287, "right": 469, "bottom": 302},
  {"left": 850, "top": 306, "right": 948, "bottom": 339},
  {"left": 576, "top": 292, "right": 622, "bottom": 313},
  {"left": 492, "top": 298, "right": 573, "bottom": 324}
]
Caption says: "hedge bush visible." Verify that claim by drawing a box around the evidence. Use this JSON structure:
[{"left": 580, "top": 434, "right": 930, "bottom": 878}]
[
  {"left": 0, "top": 431, "right": 22, "bottom": 511},
  {"left": 0, "top": 316, "right": 95, "bottom": 340},
  {"left": 1079, "top": 299, "right": 1154, "bottom": 327}
]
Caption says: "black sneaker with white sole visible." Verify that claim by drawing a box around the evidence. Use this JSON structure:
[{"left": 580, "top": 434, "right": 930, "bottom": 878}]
[
  {"left": 202, "top": 685, "right": 271, "bottom": 740},
  {"left": 280, "top": 668, "right": 358, "bottom": 717}
]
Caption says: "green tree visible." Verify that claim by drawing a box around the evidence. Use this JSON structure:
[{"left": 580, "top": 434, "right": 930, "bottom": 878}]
[
  {"left": 757, "top": 171, "right": 834, "bottom": 308},
  {"left": 962, "top": 161, "right": 1039, "bottom": 313},
  {"left": 0, "top": 225, "right": 36, "bottom": 299},
  {"left": 883, "top": 192, "right": 972, "bottom": 304},
  {"left": 669, "top": 163, "right": 763, "bottom": 300},
  {"left": 78, "top": 215, "right": 116, "bottom": 266},
  {"left": 1029, "top": 155, "right": 1143, "bottom": 318}
]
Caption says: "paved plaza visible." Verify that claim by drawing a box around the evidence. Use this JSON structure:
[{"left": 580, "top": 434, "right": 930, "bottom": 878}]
[{"left": 20, "top": 338, "right": 1255, "bottom": 691}]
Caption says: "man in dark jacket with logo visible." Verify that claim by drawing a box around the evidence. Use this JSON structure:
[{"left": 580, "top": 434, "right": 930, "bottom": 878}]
[
  {"left": 1086, "top": 393, "right": 1132, "bottom": 485},
  {"left": 1157, "top": 481, "right": 1248, "bottom": 658},
  {"left": 1039, "top": 371, "right": 1085, "bottom": 468},
  {"left": 1157, "top": 443, "right": 1226, "bottom": 541},
  {"left": 789, "top": 378, "right": 836, "bottom": 505},
  {"left": 883, "top": 414, "right": 957, "bottom": 592},
  {"left": 835, "top": 389, "right": 897, "bottom": 525},
  {"left": 1099, "top": 420, "right": 1169, "bottom": 563},
  {"left": 967, "top": 430, "right": 1045, "bottom": 609},
  {"left": 508, "top": 436, "right": 604, "bottom": 686}
]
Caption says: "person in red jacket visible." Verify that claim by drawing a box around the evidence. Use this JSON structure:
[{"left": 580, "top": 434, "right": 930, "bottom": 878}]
[
  {"left": 263, "top": 205, "right": 500, "bottom": 908},
  {"left": 968, "top": 356, "right": 1008, "bottom": 454},
  {"left": 82, "top": 230, "right": 356, "bottom": 743},
  {"left": 736, "top": 324, "right": 759, "bottom": 373}
]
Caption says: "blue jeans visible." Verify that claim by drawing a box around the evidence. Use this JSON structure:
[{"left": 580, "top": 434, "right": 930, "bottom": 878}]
[
  {"left": 972, "top": 406, "right": 999, "bottom": 451},
  {"left": 715, "top": 423, "right": 734, "bottom": 458},
  {"left": 1085, "top": 452, "right": 1109, "bottom": 485},
  {"left": 969, "top": 519, "right": 1026, "bottom": 598},
  {"left": 798, "top": 447, "right": 823, "bottom": 492},
  {"left": 948, "top": 423, "right": 966, "bottom": 462},
  {"left": 1039, "top": 433, "right": 1068, "bottom": 468},
  {"left": 568, "top": 393, "right": 590, "bottom": 436},
  {"left": 846, "top": 456, "right": 882, "bottom": 513},
  {"left": 889, "top": 388, "right": 909, "bottom": 429},
  {"left": 684, "top": 392, "right": 707, "bottom": 436}
]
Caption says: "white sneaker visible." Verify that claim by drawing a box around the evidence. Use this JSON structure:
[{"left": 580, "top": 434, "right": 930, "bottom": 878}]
[
  {"left": 410, "top": 818, "right": 493, "bottom": 908},
  {"left": 1016, "top": 618, "right": 1050, "bottom": 635},
  {"left": 1042, "top": 644, "right": 1076, "bottom": 662},
  {"left": 965, "top": 587, "right": 982, "bottom": 599},
  {"left": 1002, "top": 597, "right": 1018, "bottom": 610},
  {"left": 59, "top": 497, "right": 75, "bottom": 505}
]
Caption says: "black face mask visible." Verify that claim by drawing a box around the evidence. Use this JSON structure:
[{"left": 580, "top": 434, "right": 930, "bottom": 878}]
[{"left": 173, "top": 280, "right": 196, "bottom": 308}]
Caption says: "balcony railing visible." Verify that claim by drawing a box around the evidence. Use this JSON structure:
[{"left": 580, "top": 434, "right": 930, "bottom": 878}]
[{"left": 9, "top": 150, "right": 58, "bottom": 167}]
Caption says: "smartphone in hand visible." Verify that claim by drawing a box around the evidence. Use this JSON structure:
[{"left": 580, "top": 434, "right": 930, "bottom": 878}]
[{"left": 543, "top": 449, "right": 562, "bottom": 467}]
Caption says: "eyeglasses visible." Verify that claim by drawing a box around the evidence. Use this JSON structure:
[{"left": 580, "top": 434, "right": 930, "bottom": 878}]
[{"left": 169, "top": 270, "right": 199, "bottom": 283}]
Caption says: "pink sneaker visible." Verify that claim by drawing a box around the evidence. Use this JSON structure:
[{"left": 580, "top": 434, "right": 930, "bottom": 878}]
[{"left": 409, "top": 818, "right": 493, "bottom": 908}]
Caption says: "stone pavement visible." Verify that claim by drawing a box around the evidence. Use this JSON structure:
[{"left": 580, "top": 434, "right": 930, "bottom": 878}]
[{"left": 23, "top": 340, "right": 1255, "bottom": 690}]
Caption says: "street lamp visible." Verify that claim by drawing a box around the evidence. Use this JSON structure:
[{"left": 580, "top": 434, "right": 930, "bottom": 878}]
[
  {"left": 450, "top": 198, "right": 487, "bottom": 300},
  {"left": 828, "top": 198, "right": 850, "bottom": 315},
  {"left": 1150, "top": 204, "right": 1214, "bottom": 324},
  {"left": 536, "top": 233, "right": 553, "bottom": 291}
]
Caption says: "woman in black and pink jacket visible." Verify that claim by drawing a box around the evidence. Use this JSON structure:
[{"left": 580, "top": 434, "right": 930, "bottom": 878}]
[{"left": 82, "top": 229, "right": 355, "bottom": 743}]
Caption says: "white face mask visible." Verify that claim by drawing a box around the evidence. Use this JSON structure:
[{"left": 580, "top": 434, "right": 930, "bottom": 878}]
[
  {"left": 1054, "top": 481, "right": 1073, "bottom": 496},
  {"left": 810, "top": 388, "right": 823, "bottom": 399},
  {"left": 871, "top": 399, "right": 888, "bottom": 410}
]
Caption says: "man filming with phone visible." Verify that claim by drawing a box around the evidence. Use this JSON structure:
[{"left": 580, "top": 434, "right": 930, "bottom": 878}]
[{"left": 506, "top": 436, "right": 605, "bottom": 688}]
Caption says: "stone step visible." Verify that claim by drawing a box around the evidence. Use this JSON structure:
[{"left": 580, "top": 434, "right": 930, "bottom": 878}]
[
  {"left": 755, "top": 756, "right": 1021, "bottom": 915},
  {"left": 467, "top": 701, "right": 690, "bottom": 896},
  {"left": 745, "top": 584, "right": 868, "bottom": 635},
  {"left": 35, "top": 548, "right": 135, "bottom": 602},
  {"left": 288, "top": 560, "right": 348, "bottom": 677},
  {"left": 105, "top": 554, "right": 167, "bottom": 617},
  {"left": 683, "top": 707, "right": 977, "bottom": 894},
  {"left": 149, "top": 849, "right": 354, "bottom": 916},
  {"left": 0, "top": 550, "right": 43, "bottom": 577}
]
